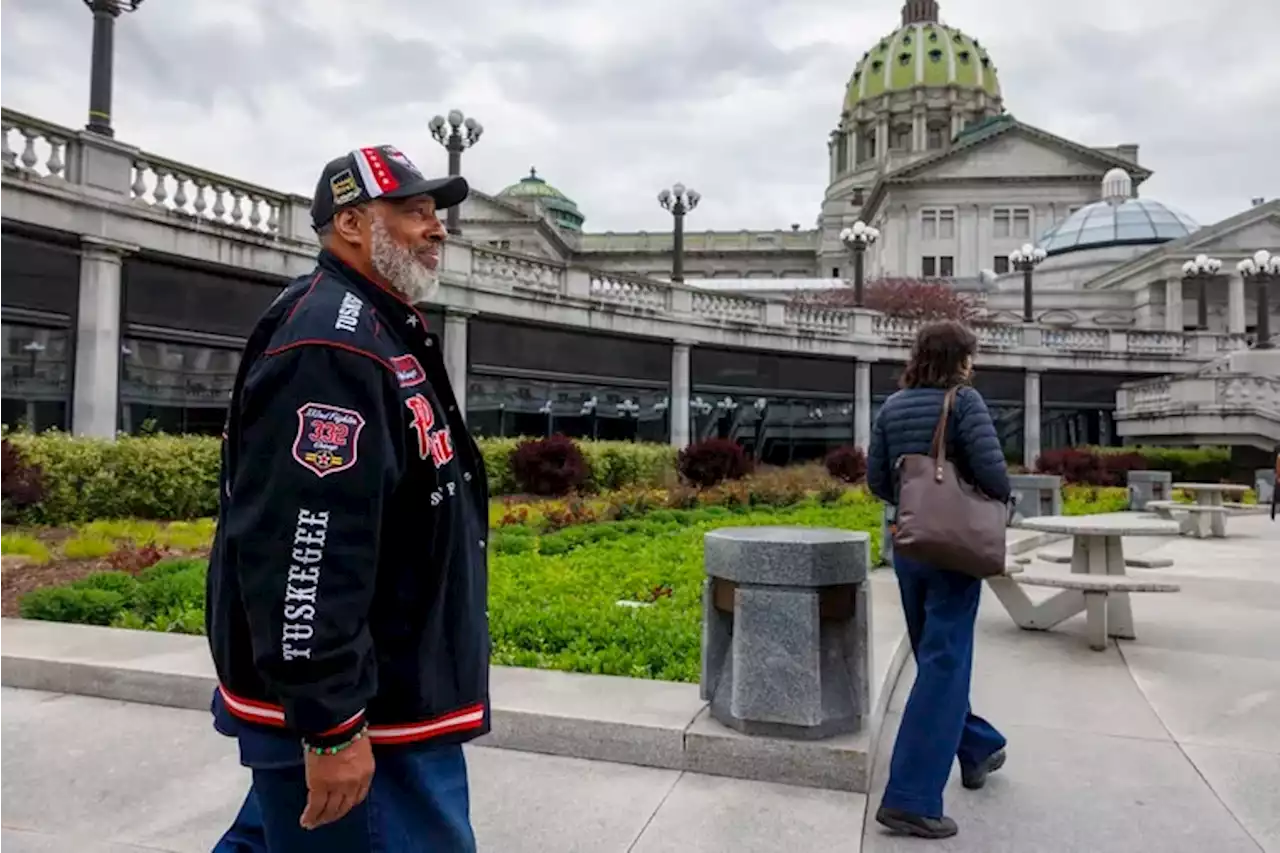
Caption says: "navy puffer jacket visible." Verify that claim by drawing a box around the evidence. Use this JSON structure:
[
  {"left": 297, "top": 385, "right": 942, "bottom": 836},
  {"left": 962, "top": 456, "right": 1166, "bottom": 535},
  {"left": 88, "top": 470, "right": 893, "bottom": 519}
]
[{"left": 867, "top": 385, "right": 1012, "bottom": 506}]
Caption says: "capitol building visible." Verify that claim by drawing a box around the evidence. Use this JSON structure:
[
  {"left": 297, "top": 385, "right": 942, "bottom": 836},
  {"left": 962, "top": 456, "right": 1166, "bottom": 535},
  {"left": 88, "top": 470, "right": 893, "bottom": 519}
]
[{"left": 1, "top": 0, "right": 1277, "bottom": 465}]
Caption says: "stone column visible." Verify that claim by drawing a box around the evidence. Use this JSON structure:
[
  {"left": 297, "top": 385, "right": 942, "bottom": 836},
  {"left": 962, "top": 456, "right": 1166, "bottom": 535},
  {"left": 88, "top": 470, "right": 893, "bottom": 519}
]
[
  {"left": 1164, "top": 278, "right": 1184, "bottom": 332},
  {"left": 671, "top": 341, "right": 692, "bottom": 448},
  {"left": 855, "top": 361, "right": 872, "bottom": 450},
  {"left": 442, "top": 310, "right": 470, "bottom": 418},
  {"left": 73, "top": 238, "right": 131, "bottom": 438},
  {"left": 911, "top": 106, "right": 926, "bottom": 151},
  {"left": 1228, "top": 274, "right": 1246, "bottom": 334},
  {"left": 1023, "top": 370, "right": 1041, "bottom": 469}
]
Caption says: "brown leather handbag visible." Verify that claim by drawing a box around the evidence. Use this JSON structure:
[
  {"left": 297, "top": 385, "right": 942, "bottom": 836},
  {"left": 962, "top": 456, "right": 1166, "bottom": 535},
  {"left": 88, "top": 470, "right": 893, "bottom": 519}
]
[{"left": 892, "top": 387, "right": 1009, "bottom": 578}]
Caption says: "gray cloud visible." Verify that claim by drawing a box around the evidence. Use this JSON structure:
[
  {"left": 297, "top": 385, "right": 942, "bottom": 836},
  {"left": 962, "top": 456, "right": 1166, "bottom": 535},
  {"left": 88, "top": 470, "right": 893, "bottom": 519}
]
[{"left": 2, "top": 0, "right": 1277, "bottom": 234}]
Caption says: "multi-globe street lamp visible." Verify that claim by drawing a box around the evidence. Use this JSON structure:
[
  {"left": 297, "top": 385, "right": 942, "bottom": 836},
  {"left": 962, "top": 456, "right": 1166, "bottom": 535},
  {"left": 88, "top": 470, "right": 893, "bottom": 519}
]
[
  {"left": 1010, "top": 243, "right": 1047, "bottom": 323},
  {"left": 83, "top": 0, "right": 145, "bottom": 137},
  {"left": 658, "top": 183, "right": 700, "bottom": 284},
  {"left": 429, "top": 109, "right": 483, "bottom": 235},
  {"left": 1237, "top": 249, "right": 1280, "bottom": 349},
  {"left": 1180, "top": 254, "right": 1222, "bottom": 331},
  {"left": 839, "top": 221, "right": 880, "bottom": 307}
]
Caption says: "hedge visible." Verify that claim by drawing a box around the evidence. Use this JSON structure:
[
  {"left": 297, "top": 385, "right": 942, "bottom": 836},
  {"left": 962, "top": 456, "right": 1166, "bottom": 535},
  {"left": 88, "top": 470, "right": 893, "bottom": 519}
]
[
  {"left": 3, "top": 432, "right": 677, "bottom": 525},
  {"left": 1035, "top": 445, "right": 1233, "bottom": 486}
]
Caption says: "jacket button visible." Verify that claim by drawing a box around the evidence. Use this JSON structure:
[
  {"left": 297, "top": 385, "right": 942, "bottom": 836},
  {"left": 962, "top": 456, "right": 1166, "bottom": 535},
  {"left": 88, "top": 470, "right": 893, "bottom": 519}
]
[
  {"left": 479, "top": 539, "right": 486, "bottom": 549},
  {"left": 425, "top": 339, "right": 434, "bottom": 347},
  {"left": 463, "top": 472, "right": 472, "bottom": 482}
]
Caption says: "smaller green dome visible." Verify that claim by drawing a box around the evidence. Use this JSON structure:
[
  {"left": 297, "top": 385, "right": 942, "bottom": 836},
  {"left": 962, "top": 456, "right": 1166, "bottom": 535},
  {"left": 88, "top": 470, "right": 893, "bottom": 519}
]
[
  {"left": 844, "top": 18, "right": 1000, "bottom": 111},
  {"left": 497, "top": 167, "right": 586, "bottom": 232}
]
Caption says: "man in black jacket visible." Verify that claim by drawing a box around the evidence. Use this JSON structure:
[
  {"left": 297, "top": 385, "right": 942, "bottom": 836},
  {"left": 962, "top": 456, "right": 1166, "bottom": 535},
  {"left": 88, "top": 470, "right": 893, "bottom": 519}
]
[{"left": 208, "top": 145, "right": 489, "bottom": 852}]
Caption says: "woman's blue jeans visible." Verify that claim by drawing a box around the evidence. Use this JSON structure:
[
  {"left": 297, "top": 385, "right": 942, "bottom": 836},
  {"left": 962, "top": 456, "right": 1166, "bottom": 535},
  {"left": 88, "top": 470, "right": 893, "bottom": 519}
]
[{"left": 881, "top": 553, "right": 1007, "bottom": 818}]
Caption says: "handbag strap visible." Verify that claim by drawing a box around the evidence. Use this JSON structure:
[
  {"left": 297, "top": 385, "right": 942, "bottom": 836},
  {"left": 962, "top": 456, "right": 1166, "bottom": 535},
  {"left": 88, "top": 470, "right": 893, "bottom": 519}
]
[{"left": 928, "top": 387, "right": 960, "bottom": 479}]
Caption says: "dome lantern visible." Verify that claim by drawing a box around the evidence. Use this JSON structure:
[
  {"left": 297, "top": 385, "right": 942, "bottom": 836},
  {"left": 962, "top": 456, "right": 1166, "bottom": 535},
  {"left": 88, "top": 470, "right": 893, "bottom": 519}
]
[
  {"left": 1101, "top": 168, "right": 1134, "bottom": 206},
  {"left": 901, "top": 0, "right": 940, "bottom": 25}
]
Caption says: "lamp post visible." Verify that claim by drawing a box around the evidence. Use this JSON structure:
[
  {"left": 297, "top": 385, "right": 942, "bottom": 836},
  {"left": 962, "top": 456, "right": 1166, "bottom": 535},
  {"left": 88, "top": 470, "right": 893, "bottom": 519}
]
[
  {"left": 1010, "top": 242, "right": 1047, "bottom": 323},
  {"left": 839, "top": 220, "right": 880, "bottom": 307},
  {"left": 429, "top": 109, "right": 483, "bottom": 236},
  {"left": 658, "top": 183, "right": 701, "bottom": 283},
  {"left": 1180, "top": 254, "right": 1222, "bottom": 331},
  {"left": 1237, "top": 249, "right": 1280, "bottom": 349},
  {"left": 83, "top": 0, "right": 144, "bottom": 137}
]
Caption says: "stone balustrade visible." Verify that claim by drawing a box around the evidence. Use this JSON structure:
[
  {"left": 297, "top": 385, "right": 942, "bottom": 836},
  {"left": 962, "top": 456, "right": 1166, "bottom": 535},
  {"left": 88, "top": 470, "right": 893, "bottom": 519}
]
[
  {"left": 130, "top": 155, "right": 285, "bottom": 237},
  {"left": 2, "top": 111, "right": 74, "bottom": 180},
  {"left": 0, "top": 105, "right": 1259, "bottom": 374}
]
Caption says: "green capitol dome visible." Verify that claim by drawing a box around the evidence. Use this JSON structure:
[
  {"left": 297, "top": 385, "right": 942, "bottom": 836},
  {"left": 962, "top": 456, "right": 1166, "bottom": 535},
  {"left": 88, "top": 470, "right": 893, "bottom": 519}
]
[
  {"left": 497, "top": 168, "right": 586, "bottom": 233},
  {"left": 844, "top": 0, "right": 1001, "bottom": 110}
]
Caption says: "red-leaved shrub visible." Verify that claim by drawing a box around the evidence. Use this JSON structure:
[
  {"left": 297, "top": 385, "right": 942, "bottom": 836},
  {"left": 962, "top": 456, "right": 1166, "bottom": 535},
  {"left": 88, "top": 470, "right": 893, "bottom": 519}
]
[
  {"left": 1035, "top": 448, "right": 1146, "bottom": 486},
  {"left": 510, "top": 434, "right": 588, "bottom": 497},
  {"left": 1, "top": 438, "right": 46, "bottom": 519},
  {"left": 678, "top": 439, "right": 752, "bottom": 488},
  {"left": 824, "top": 445, "right": 867, "bottom": 483}
]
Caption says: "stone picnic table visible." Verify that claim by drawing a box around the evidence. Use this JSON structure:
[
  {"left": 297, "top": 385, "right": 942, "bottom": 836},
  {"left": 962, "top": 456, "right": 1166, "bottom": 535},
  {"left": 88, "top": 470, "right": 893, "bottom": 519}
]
[
  {"left": 987, "top": 513, "right": 1182, "bottom": 650},
  {"left": 1164, "top": 482, "right": 1253, "bottom": 538}
]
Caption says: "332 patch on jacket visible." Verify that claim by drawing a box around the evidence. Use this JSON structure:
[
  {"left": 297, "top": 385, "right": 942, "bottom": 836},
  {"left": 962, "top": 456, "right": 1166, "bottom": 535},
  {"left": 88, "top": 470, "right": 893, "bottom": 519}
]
[{"left": 292, "top": 402, "right": 366, "bottom": 477}]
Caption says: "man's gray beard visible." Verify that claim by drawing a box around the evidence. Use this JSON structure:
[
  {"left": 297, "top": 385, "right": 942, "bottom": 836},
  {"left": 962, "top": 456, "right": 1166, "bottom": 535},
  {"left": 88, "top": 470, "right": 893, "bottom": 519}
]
[{"left": 370, "top": 214, "right": 439, "bottom": 305}]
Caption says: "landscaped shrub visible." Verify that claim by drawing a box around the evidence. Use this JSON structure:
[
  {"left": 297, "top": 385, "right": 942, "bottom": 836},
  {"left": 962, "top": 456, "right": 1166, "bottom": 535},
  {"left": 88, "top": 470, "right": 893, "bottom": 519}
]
[
  {"left": 1037, "top": 445, "right": 1236, "bottom": 486},
  {"left": 1, "top": 532, "right": 51, "bottom": 564},
  {"left": 4, "top": 433, "right": 220, "bottom": 525},
  {"left": 511, "top": 434, "right": 589, "bottom": 496},
  {"left": 824, "top": 445, "right": 867, "bottom": 484},
  {"left": 578, "top": 441, "right": 677, "bottom": 493},
  {"left": 20, "top": 586, "right": 127, "bottom": 625},
  {"left": 2, "top": 437, "right": 47, "bottom": 520},
  {"left": 678, "top": 439, "right": 752, "bottom": 487}
]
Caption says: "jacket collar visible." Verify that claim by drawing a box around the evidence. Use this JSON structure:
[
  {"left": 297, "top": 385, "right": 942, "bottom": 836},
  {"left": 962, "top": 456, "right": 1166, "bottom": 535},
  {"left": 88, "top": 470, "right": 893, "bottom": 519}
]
[{"left": 316, "top": 249, "right": 431, "bottom": 332}]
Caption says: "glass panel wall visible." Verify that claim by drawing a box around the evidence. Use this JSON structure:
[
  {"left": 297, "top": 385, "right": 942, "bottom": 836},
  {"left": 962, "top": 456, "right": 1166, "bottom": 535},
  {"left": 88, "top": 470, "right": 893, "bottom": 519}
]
[
  {"left": 119, "top": 337, "right": 240, "bottom": 435},
  {"left": 1040, "top": 371, "right": 1139, "bottom": 453},
  {"left": 466, "top": 373, "right": 668, "bottom": 442},
  {"left": 468, "top": 320, "right": 672, "bottom": 443},
  {"left": 1, "top": 323, "right": 71, "bottom": 432},
  {"left": 689, "top": 390, "right": 852, "bottom": 465}
]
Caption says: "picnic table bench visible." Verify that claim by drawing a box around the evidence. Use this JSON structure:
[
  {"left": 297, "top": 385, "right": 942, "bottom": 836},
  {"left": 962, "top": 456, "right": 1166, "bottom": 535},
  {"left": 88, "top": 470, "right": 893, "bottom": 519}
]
[
  {"left": 988, "top": 514, "right": 1182, "bottom": 651},
  {"left": 1146, "top": 482, "right": 1251, "bottom": 538}
]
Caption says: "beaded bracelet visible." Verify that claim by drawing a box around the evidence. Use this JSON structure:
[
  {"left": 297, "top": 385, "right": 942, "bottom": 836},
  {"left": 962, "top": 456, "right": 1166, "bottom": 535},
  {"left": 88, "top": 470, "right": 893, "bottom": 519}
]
[{"left": 304, "top": 723, "right": 369, "bottom": 756}]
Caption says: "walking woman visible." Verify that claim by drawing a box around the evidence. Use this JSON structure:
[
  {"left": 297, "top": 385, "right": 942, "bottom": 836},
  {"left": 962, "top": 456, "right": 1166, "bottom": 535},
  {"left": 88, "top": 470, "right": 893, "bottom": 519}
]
[{"left": 867, "top": 320, "right": 1011, "bottom": 839}]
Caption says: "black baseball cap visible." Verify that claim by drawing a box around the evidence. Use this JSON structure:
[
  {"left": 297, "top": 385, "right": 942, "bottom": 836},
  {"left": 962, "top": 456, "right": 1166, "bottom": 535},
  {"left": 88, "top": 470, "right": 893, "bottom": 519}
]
[{"left": 311, "top": 145, "right": 469, "bottom": 229}]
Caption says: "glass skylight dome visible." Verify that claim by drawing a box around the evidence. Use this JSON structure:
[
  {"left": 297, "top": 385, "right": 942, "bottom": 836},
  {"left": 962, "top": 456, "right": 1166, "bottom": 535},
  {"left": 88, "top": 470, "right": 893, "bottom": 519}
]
[{"left": 1037, "top": 169, "right": 1200, "bottom": 257}]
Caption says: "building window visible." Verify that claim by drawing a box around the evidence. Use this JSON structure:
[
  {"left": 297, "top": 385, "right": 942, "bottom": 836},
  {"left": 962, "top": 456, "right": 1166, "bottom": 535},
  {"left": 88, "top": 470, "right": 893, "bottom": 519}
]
[
  {"left": 1, "top": 323, "right": 71, "bottom": 432},
  {"left": 994, "top": 255, "right": 1010, "bottom": 274},
  {"left": 921, "top": 256, "right": 937, "bottom": 277},
  {"left": 465, "top": 374, "right": 669, "bottom": 443},
  {"left": 890, "top": 125, "right": 912, "bottom": 151},
  {"left": 921, "top": 209, "right": 955, "bottom": 240},
  {"left": 832, "top": 267, "right": 840, "bottom": 278},
  {"left": 836, "top": 133, "right": 849, "bottom": 173},
  {"left": 119, "top": 337, "right": 241, "bottom": 435},
  {"left": 939, "top": 256, "right": 955, "bottom": 277},
  {"left": 993, "top": 207, "right": 1032, "bottom": 240},
  {"left": 927, "top": 124, "right": 946, "bottom": 150}
]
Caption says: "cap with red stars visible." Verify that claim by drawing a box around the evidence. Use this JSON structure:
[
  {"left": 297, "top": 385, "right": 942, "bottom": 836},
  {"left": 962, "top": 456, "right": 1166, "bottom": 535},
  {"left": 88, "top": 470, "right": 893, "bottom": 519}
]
[{"left": 311, "top": 144, "right": 469, "bottom": 229}]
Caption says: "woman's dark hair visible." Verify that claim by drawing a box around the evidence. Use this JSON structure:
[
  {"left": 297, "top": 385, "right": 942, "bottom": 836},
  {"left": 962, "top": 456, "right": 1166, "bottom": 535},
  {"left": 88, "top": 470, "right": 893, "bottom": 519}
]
[{"left": 899, "top": 320, "right": 978, "bottom": 389}]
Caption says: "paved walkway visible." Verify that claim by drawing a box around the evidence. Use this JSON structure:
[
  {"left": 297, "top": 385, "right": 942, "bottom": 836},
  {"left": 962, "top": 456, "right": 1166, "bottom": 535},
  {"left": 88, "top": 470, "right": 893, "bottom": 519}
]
[
  {"left": 2, "top": 515, "right": 1277, "bottom": 851},
  {"left": 864, "top": 513, "right": 1280, "bottom": 852}
]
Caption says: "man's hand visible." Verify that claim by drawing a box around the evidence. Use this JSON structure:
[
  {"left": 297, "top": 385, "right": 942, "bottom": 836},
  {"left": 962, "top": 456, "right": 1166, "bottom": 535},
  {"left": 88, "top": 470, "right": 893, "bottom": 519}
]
[{"left": 300, "top": 735, "right": 375, "bottom": 830}]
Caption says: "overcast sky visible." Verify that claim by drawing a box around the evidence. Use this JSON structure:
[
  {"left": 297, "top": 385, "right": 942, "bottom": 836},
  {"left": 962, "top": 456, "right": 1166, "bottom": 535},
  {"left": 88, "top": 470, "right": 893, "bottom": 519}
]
[{"left": 2, "top": 0, "right": 1277, "bottom": 233}]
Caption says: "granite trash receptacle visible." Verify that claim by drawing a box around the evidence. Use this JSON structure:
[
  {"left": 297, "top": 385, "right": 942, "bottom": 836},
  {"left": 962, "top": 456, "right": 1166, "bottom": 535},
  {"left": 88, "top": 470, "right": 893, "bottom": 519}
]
[
  {"left": 1128, "top": 470, "right": 1172, "bottom": 511},
  {"left": 1009, "top": 474, "right": 1063, "bottom": 520},
  {"left": 701, "top": 526, "right": 871, "bottom": 740}
]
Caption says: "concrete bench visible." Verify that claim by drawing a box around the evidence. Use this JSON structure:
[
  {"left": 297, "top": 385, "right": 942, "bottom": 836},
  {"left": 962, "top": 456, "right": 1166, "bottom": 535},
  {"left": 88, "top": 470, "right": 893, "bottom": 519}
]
[
  {"left": 1037, "top": 551, "right": 1173, "bottom": 569},
  {"left": 1145, "top": 500, "right": 1230, "bottom": 538},
  {"left": 1016, "top": 573, "right": 1181, "bottom": 651},
  {"left": 1223, "top": 502, "right": 1268, "bottom": 515}
]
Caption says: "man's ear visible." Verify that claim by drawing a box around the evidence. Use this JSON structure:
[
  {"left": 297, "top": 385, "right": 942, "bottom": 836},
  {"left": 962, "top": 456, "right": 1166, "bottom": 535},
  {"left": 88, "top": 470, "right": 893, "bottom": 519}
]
[{"left": 332, "top": 207, "right": 365, "bottom": 245}]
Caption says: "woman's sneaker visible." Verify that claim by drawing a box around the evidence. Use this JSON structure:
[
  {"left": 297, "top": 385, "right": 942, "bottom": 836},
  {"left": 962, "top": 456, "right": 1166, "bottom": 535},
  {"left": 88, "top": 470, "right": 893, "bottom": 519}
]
[
  {"left": 875, "top": 806, "right": 959, "bottom": 839},
  {"left": 961, "top": 747, "right": 1007, "bottom": 790}
]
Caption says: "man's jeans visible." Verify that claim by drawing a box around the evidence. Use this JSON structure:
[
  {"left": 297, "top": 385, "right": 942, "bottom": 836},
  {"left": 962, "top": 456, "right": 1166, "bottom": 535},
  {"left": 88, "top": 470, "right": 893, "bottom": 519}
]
[{"left": 212, "top": 743, "right": 475, "bottom": 853}]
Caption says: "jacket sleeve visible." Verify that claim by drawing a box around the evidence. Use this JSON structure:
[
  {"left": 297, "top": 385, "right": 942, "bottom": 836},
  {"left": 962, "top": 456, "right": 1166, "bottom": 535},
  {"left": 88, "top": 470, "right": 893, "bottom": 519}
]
[
  {"left": 226, "top": 343, "right": 403, "bottom": 746},
  {"left": 867, "top": 404, "right": 894, "bottom": 504},
  {"left": 954, "top": 387, "right": 1012, "bottom": 502}
]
